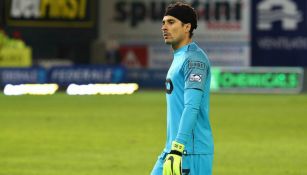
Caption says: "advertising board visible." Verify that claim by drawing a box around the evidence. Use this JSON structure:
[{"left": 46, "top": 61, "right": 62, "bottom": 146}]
[
  {"left": 48, "top": 66, "right": 125, "bottom": 86},
  {"left": 100, "top": 0, "right": 251, "bottom": 67},
  {"left": 252, "top": 0, "right": 307, "bottom": 66},
  {"left": 5, "top": 0, "right": 96, "bottom": 28},
  {"left": 0, "top": 67, "right": 46, "bottom": 85}
]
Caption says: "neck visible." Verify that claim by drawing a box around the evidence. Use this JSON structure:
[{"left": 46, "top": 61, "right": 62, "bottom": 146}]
[{"left": 172, "top": 37, "right": 192, "bottom": 50}]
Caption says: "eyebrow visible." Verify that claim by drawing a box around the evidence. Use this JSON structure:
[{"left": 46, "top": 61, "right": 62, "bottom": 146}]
[{"left": 162, "top": 19, "right": 176, "bottom": 23}]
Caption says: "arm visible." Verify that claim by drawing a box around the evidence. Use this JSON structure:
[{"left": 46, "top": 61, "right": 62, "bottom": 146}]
[
  {"left": 176, "top": 57, "right": 207, "bottom": 145},
  {"left": 176, "top": 88, "right": 203, "bottom": 145}
]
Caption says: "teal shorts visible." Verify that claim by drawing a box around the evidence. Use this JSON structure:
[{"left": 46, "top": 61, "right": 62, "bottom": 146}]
[{"left": 151, "top": 152, "right": 213, "bottom": 175}]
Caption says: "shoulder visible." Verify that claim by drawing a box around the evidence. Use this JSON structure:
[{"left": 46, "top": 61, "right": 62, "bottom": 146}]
[
  {"left": 182, "top": 44, "right": 210, "bottom": 71},
  {"left": 185, "top": 43, "right": 209, "bottom": 62}
]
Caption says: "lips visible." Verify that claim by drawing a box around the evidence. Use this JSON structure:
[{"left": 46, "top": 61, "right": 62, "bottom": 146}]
[{"left": 163, "top": 33, "right": 170, "bottom": 39}]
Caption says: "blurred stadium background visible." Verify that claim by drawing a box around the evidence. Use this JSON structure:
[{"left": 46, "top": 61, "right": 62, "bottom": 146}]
[{"left": 0, "top": 0, "right": 307, "bottom": 175}]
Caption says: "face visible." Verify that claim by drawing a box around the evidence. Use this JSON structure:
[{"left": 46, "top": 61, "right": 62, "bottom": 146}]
[{"left": 161, "top": 16, "right": 190, "bottom": 48}]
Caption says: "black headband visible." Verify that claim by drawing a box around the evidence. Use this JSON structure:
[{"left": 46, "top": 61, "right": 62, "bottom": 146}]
[{"left": 164, "top": 5, "right": 197, "bottom": 30}]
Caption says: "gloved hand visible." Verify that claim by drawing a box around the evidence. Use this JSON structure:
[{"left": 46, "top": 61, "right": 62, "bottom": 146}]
[{"left": 163, "top": 141, "right": 184, "bottom": 175}]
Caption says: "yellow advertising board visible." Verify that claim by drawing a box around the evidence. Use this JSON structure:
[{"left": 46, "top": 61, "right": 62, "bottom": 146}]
[{"left": 5, "top": 0, "right": 95, "bottom": 28}]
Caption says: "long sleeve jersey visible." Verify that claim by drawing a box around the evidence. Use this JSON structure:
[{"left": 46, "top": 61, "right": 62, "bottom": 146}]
[{"left": 164, "top": 42, "right": 214, "bottom": 154}]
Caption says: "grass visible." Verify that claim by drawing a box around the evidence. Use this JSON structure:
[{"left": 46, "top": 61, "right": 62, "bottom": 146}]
[{"left": 0, "top": 91, "right": 307, "bottom": 175}]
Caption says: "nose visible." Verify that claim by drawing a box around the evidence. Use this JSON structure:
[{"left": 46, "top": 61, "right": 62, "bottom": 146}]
[{"left": 161, "top": 24, "right": 167, "bottom": 31}]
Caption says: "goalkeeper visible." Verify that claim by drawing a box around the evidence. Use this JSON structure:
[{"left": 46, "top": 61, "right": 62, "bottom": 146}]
[{"left": 151, "top": 1, "right": 214, "bottom": 175}]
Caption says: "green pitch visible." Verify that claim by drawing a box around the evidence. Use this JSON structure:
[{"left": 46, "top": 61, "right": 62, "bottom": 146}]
[{"left": 0, "top": 91, "right": 307, "bottom": 175}]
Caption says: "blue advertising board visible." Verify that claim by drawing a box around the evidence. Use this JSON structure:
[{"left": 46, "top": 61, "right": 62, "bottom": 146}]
[
  {"left": 0, "top": 67, "right": 46, "bottom": 85},
  {"left": 48, "top": 66, "right": 125, "bottom": 86},
  {"left": 252, "top": 0, "right": 307, "bottom": 66}
]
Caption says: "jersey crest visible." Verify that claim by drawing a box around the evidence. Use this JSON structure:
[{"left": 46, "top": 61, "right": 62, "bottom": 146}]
[{"left": 165, "top": 79, "right": 173, "bottom": 94}]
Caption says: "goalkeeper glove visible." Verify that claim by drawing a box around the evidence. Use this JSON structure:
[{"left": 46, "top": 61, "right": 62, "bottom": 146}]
[{"left": 163, "top": 141, "right": 184, "bottom": 175}]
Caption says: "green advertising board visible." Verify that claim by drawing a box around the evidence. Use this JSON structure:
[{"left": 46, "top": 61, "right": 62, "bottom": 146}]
[{"left": 211, "top": 67, "right": 304, "bottom": 93}]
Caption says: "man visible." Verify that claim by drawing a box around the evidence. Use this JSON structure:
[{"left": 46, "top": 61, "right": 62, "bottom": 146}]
[{"left": 151, "top": 1, "right": 214, "bottom": 175}]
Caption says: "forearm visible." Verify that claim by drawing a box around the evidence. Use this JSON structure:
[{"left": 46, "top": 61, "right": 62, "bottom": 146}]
[{"left": 175, "top": 88, "right": 203, "bottom": 145}]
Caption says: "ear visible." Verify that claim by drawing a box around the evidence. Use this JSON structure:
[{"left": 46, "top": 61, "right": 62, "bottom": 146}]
[{"left": 184, "top": 23, "right": 191, "bottom": 33}]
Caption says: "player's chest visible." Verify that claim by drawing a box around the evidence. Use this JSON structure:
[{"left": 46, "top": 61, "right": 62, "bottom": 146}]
[{"left": 167, "top": 58, "right": 185, "bottom": 79}]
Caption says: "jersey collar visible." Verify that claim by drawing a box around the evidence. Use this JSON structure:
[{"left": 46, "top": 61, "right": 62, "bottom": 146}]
[{"left": 174, "top": 42, "right": 195, "bottom": 55}]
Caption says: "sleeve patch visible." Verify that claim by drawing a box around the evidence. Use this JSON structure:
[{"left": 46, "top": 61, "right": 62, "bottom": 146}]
[
  {"left": 189, "top": 74, "right": 202, "bottom": 82},
  {"left": 188, "top": 61, "right": 205, "bottom": 70}
]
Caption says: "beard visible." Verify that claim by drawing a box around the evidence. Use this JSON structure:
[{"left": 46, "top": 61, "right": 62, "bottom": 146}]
[
  {"left": 164, "top": 37, "right": 175, "bottom": 45},
  {"left": 165, "top": 40, "right": 172, "bottom": 45}
]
